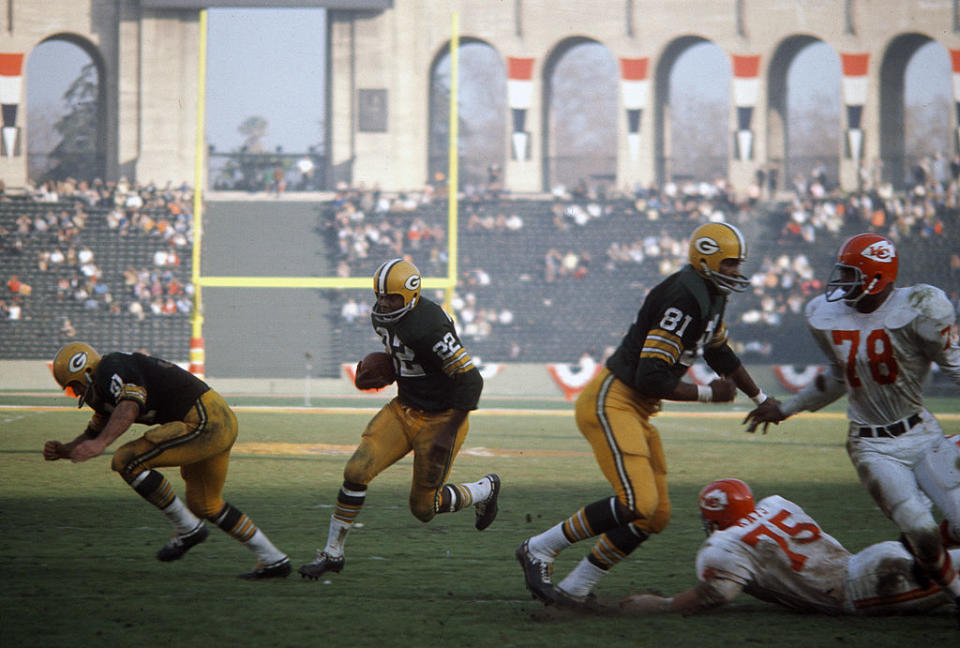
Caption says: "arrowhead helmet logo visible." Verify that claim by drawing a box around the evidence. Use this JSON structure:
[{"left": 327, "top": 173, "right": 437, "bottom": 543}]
[
  {"left": 700, "top": 488, "right": 729, "bottom": 511},
  {"left": 861, "top": 240, "right": 896, "bottom": 263}
]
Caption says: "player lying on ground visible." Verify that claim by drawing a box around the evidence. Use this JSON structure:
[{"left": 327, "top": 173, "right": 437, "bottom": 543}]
[{"left": 620, "top": 478, "right": 960, "bottom": 619}]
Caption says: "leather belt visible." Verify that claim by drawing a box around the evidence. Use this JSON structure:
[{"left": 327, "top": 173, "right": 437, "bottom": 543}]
[{"left": 857, "top": 413, "right": 922, "bottom": 438}]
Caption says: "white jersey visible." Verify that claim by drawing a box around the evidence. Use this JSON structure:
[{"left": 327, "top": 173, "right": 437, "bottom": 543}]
[
  {"left": 695, "top": 495, "right": 955, "bottom": 615},
  {"left": 695, "top": 495, "right": 850, "bottom": 614},
  {"left": 783, "top": 285, "right": 960, "bottom": 425}
]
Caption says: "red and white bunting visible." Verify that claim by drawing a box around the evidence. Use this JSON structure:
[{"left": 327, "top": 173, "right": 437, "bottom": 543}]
[
  {"left": 546, "top": 359, "right": 602, "bottom": 402},
  {"left": 620, "top": 57, "right": 649, "bottom": 160},
  {"left": 0, "top": 53, "right": 24, "bottom": 158},
  {"left": 841, "top": 53, "right": 869, "bottom": 162},
  {"left": 507, "top": 57, "right": 534, "bottom": 160},
  {"left": 732, "top": 54, "right": 760, "bottom": 162},
  {"left": 771, "top": 365, "right": 824, "bottom": 393}
]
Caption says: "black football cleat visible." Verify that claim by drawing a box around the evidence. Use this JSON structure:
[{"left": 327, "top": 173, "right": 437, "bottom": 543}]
[
  {"left": 298, "top": 551, "right": 345, "bottom": 580},
  {"left": 474, "top": 474, "right": 501, "bottom": 531},
  {"left": 156, "top": 523, "right": 209, "bottom": 562},
  {"left": 238, "top": 557, "right": 292, "bottom": 580},
  {"left": 515, "top": 540, "right": 556, "bottom": 604}
]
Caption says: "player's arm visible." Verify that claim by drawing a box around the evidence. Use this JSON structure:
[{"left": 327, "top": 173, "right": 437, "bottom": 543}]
[
  {"left": 913, "top": 286, "right": 960, "bottom": 385},
  {"left": 69, "top": 400, "right": 140, "bottom": 463},
  {"left": 634, "top": 297, "right": 736, "bottom": 403},
  {"left": 43, "top": 413, "right": 109, "bottom": 460},
  {"left": 744, "top": 324, "right": 844, "bottom": 433},
  {"left": 620, "top": 577, "right": 743, "bottom": 615}
]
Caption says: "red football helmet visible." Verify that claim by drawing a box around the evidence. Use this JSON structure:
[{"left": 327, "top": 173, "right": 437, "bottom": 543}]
[
  {"left": 698, "top": 478, "right": 755, "bottom": 533},
  {"left": 825, "top": 233, "right": 898, "bottom": 304}
]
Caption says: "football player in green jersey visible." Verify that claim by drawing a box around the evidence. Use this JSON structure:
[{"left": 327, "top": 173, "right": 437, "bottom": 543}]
[
  {"left": 44, "top": 343, "right": 290, "bottom": 579},
  {"left": 516, "top": 222, "right": 778, "bottom": 608},
  {"left": 299, "top": 258, "right": 500, "bottom": 579}
]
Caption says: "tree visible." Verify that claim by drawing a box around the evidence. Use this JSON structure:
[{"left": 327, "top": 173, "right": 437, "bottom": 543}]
[
  {"left": 43, "top": 62, "right": 100, "bottom": 183},
  {"left": 238, "top": 116, "right": 268, "bottom": 153}
]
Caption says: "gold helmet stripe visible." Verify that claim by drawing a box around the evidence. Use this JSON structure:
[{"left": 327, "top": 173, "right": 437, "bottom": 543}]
[{"left": 376, "top": 258, "right": 403, "bottom": 295}]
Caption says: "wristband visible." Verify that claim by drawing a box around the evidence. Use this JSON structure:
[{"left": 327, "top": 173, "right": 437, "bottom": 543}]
[
  {"left": 660, "top": 597, "right": 675, "bottom": 612},
  {"left": 751, "top": 390, "right": 768, "bottom": 405},
  {"left": 696, "top": 385, "right": 713, "bottom": 403}
]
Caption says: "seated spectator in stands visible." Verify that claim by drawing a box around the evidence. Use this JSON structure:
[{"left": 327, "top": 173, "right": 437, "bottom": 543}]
[
  {"left": 60, "top": 317, "right": 76, "bottom": 338},
  {"left": 340, "top": 297, "right": 361, "bottom": 323},
  {"left": 129, "top": 300, "right": 145, "bottom": 321},
  {"left": 8, "top": 298, "right": 22, "bottom": 320}
]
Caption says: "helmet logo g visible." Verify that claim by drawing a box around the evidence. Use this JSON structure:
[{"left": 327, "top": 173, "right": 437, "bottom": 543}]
[
  {"left": 68, "top": 352, "right": 87, "bottom": 373},
  {"left": 694, "top": 237, "right": 720, "bottom": 256},
  {"left": 404, "top": 275, "right": 421, "bottom": 291},
  {"left": 700, "top": 488, "right": 728, "bottom": 511},
  {"left": 861, "top": 241, "right": 895, "bottom": 263}
]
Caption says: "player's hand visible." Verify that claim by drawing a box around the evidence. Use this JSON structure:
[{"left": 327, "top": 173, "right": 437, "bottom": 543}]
[
  {"left": 743, "top": 398, "right": 786, "bottom": 434},
  {"left": 708, "top": 378, "right": 736, "bottom": 403},
  {"left": 69, "top": 438, "right": 107, "bottom": 463},
  {"left": 43, "top": 440, "right": 70, "bottom": 461}
]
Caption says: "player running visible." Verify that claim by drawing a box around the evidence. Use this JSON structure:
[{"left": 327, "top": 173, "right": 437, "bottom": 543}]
[
  {"left": 620, "top": 478, "right": 960, "bottom": 617},
  {"left": 516, "top": 222, "right": 777, "bottom": 607},
  {"left": 298, "top": 257, "right": 500, "bottom": 579},
  {"left": 44, "top": 343, "right": 290, "bottom": 579},
  {"left": 744, "top": 233, "right": 960, "bottom": 626}
]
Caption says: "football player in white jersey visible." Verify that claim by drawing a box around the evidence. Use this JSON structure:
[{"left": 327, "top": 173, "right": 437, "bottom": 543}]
[
  {"left": 620, "top": 479, "right": 959, "bottom": 617},
  {"left": 743, "top": 233, "right": 960, "bottom": 626}
]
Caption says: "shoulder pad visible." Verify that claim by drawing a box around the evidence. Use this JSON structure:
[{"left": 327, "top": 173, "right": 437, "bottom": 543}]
[
  {"left": 884, "top": 285, "right": 955, "bottom": 329},
  {"left": 804, "top": 295, "right": 837, "bottom": 330}
]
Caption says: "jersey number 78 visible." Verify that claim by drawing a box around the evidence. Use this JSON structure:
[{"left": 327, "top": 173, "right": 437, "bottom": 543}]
[{"left": 831, "top": 329, "right": 898, "bottom": 388}]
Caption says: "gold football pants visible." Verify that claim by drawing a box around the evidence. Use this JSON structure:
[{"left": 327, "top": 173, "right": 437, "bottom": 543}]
[
  {"left": 575, "top": 368, "right": 670, "bottom": 534},
  {"left": 110, "top": 389, "right": 238, "bottom": 518},
  {"left": 343, "top": 398, "right": 469, "bottom": 522}
]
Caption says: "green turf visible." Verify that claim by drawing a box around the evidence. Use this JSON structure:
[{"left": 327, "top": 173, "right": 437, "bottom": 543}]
[{"left": 2, "top": 398, "right": 959, "bottom": 647}]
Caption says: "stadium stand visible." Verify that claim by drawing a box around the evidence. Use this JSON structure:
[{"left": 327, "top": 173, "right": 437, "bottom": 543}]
[
  {"left": 0, "top": 181, "right": 194, "bottom": 361},
  {"left": 2, "top": 175, "right": 958, "bottom": 376}
]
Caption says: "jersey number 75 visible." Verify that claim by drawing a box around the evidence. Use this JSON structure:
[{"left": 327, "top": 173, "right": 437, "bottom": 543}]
[{"left": 739, "top": 509, "right": 822, "bottom": 571}]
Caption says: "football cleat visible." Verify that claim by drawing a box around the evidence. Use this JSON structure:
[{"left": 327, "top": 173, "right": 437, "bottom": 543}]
[
  {"left": 474, "top": 474, "right": 501, "bottom": 531},
  {"left": 156, "top": 523, "right": 209, "bottom": 562},
  {"left": 238, "top": 557, "right": 292, "bottom": 580},
  {"left": 515, "top": 540, "right": 556, "bottom": 604},
  {"left": 298, "top": 551, "right": 345, "bottom": 580}
]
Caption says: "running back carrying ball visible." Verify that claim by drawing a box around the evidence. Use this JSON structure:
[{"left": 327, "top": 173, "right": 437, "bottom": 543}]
[{"left": 354, "top": 352, "right": 396, "bottom": 390}]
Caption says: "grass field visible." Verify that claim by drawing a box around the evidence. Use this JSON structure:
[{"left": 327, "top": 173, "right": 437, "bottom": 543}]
[{"left": 2, "top": 394, "right": 960, "bottom": 647}]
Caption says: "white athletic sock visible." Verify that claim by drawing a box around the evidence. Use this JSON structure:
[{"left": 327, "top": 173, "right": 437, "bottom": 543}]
[
  {"left": 530, "top": 521, "right": 573, "bottom": 560},
  {"left": 463, "top": 476, "right": 494, "bottom": 506},
  {"left": 161, "top": 496, "right": 203, "bottom": 535},
  {"left": 322, "top": 514, "right": 352, "bottom": 557},
  {"left": 557, "top": 557, "right": 607, "bottom": 599},
  {"left": 243, "top": 529, "right": 286, "bottom": 564}
]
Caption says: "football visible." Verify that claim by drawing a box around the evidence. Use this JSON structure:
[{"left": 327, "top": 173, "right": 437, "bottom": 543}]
[{"left": 354, "top": 352, "right": 396, "bottom": 390}]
